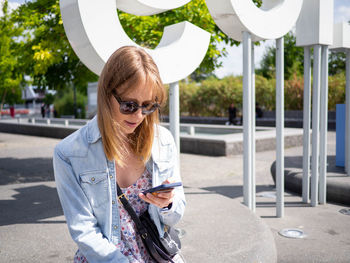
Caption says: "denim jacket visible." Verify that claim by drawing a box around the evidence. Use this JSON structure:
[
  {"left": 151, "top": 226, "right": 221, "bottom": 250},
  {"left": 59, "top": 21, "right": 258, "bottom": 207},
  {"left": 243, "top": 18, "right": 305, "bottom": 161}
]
[{"left": 53, "top": 116, "right": 186, "bottom": 263}]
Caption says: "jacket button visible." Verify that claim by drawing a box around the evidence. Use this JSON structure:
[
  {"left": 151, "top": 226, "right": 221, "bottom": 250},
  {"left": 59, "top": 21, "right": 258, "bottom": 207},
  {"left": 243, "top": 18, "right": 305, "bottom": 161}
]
[
  {"left": 114, "top": 225, "right": 118, "bottom": 230},
  {"left": 112, "top": 200, "right": 115, "bottom": 205},
  {"left": 91, "top": 177, "right": 95, "bottom": 182},
  {"left": 109, "top": 175, "right": 113, "bottom": 179}
]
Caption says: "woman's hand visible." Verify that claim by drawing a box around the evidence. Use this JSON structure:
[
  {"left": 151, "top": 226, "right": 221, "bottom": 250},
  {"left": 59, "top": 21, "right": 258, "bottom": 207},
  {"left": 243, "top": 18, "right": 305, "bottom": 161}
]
[{"left": 139, "top": 178, "right": 175, "bottom": 209}]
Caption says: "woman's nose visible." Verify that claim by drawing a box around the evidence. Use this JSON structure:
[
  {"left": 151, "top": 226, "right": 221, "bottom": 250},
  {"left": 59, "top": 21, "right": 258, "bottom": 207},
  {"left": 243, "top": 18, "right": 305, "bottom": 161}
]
[{"left": 134, "top": 107, "right": 144, "bottom": 118}]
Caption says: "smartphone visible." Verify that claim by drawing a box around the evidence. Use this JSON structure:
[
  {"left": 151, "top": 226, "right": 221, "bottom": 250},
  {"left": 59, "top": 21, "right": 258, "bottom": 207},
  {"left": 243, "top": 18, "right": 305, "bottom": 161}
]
[{"left": 142, "top": 182, "right": 182, "bottom": 195}]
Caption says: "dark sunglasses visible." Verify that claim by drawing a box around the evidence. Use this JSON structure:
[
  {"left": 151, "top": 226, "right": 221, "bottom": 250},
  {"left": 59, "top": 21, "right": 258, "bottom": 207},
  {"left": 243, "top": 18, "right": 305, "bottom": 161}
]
[{"left": 112, "top": 92, "right": 160, "bottom": 115}]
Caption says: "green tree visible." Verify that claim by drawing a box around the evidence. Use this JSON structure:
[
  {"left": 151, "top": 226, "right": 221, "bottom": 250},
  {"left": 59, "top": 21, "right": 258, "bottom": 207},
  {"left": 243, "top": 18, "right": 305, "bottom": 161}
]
[
  {"left": 257, "top": 31, "right": 349, "bottom": 79},
  {"left": 9, "top": 0, "right": 263, "bottom": 97},
  {"left": 257, "top": 32, "right": 304, "bottom": 80},
  {"left": 13, "top": 0, "right": 98, "bottom": 93},
  {"left": 54, "top": 87, "right": 87, "bottom": 118},
  {"left": 13, "top": 0, "right": 241, "bottom": 89},
  {"left": 0, "top": 0, "right": 23, "bottom": 117},
  {"left": 119, "top": 0, "right": 261, "bottom": 79},
  {"left": 329, "top": 52, "right": 346, "bottom": 76},
  {"left": 118, "top": 0, "right": 240, "bottom": 79}
]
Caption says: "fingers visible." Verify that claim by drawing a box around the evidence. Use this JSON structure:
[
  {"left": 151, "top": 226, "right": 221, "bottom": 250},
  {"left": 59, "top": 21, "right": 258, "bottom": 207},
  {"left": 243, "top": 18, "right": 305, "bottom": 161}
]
[
  {"left": 162, "top": 178, "right": 175, "bottom": 184},
  {"left": 139, "top": 190, "right": 174, "bottom": 208},
  {"left": 139, "top": 177, "right": 178, "bottom": 208}
]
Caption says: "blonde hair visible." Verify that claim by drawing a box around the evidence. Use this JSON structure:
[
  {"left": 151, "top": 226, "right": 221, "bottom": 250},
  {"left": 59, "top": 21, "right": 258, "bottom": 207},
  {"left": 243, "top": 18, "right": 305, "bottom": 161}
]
[{"left": 97, "top": 46, "right": 166, "bottom": 165}]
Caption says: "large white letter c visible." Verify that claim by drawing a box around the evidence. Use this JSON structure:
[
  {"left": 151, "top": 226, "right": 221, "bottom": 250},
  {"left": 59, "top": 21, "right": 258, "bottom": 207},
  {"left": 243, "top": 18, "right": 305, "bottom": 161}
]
[
  {"left": 205, "top": 0, "right": 303, "bottom": 41},
  {"left": 60, "top": 0, "right": 211, "bottom": 84}
]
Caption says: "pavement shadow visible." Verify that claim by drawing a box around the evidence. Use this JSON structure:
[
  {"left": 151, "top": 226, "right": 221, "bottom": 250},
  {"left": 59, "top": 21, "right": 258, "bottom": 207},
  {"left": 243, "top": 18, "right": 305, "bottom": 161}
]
[
  {"left": 198, "top": 185, "right": 312, "bottom": 209},
  {"left": 0, "top": 157, "right": 54, "bottom": 185},
  {"left": 200, "top": 185, "right": 274, "bottom": 199},
  {"left": 0, "top": 184, "right": 64, "bottom": 226}
]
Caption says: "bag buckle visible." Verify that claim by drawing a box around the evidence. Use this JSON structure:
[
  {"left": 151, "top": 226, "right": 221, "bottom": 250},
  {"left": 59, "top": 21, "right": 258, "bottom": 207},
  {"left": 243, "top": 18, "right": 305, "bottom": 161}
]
[
  {"left": 118, "top": 193, "right": 128, "bottom": 202},
  {"left": 141, "top": 232, "right": 148, "bottom": 239}
]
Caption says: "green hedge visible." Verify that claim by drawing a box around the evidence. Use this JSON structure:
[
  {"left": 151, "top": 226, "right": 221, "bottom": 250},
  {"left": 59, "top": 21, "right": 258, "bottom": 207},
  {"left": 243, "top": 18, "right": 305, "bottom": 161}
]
[
  {"left": 328, "top": 73, "right": 346, "bottom": 110},
  {"left": 162, "top": 73, "right": 346, "bottom": 117},
  {"left": 54, "top": 89, "right": 87, "bottom": 118}
]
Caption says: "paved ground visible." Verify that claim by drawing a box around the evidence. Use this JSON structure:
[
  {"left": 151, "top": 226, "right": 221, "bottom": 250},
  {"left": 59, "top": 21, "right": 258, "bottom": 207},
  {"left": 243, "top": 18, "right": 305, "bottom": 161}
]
[{"left": 0, "top": 131, "right": 349, "bottom": 262}]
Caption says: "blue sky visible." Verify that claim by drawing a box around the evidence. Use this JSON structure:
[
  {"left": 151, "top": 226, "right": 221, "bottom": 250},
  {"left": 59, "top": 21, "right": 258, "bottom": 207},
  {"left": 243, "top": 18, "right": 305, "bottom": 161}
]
[{"left": 5, "top": 0, "right": 350, "bottom": 78}]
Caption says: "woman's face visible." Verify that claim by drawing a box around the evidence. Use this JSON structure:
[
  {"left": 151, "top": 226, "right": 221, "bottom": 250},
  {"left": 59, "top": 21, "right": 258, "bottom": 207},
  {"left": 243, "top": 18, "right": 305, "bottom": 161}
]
[{"left": 111, "top": 82, "right": 154, "bottom": 135}]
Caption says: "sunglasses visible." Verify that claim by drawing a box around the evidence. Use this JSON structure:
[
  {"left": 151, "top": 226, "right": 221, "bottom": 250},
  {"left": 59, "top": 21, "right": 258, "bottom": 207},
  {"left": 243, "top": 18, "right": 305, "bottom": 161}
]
[{"left": 112, "top": 92, "right": 160, "bottom": 115}]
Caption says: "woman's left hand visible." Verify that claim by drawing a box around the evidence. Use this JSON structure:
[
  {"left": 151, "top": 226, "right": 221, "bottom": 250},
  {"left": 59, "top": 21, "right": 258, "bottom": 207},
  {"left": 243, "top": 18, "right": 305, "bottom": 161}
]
[{"left": 139, "top": 178, "right": 175, "bottom": 209}]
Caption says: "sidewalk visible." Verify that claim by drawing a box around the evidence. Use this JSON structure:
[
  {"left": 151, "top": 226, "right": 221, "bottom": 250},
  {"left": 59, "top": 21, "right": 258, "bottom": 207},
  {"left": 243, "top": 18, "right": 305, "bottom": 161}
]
[
  {"left": 0, "top": 131, "right": 349, "bottom": 262},
  {"left": 179, "top": 131, "right": 350, "bottom": 263}
]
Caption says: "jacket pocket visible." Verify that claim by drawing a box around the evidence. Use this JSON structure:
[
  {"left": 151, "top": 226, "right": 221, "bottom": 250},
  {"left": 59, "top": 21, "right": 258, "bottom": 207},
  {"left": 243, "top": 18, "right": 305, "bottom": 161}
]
[{"left": 80, "top": 171, "right": 109, "bottom": 208}]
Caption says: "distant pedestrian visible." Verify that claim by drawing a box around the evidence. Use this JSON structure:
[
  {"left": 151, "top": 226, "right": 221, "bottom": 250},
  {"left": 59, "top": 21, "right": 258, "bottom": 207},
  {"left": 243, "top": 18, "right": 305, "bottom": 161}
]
[
  {"left": 77, "top": 107, "right": 82, "bottom": 119},
  {"left": 256, "top": 103, "right": 263, "bottom": 118},
  {"left": 46, "top": 104, "right": 50, "bottom": 118},
  {"left": 53, "top": 46, "right": 185, "bottom": 263},
  {"left": 9, "top": 106, "right": 15, "bottom": 118},
  {"left": 228, "top": 103, "right": 237, "bottom": 125},
  {"left": 53, "top": 107, "right": 58, "bottom": 118},
  {"left": 41, "top": 104, "right": 45, "bottom": 118}
]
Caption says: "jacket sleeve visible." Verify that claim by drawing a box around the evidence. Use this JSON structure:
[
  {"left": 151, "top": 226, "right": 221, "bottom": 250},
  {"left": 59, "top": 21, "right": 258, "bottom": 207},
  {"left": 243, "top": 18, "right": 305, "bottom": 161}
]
[
  {"left": 157, "top": 133, "right": 186, "bottom": 227},
  {"left": 53, "top": 146, "right": 128, "bottom": 263}
]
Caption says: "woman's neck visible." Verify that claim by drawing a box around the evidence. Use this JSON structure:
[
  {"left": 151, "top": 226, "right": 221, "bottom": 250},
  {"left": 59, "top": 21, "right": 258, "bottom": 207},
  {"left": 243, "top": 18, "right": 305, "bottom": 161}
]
[{"left": 115, "top": 149, "right": 145, "bottom": 188}]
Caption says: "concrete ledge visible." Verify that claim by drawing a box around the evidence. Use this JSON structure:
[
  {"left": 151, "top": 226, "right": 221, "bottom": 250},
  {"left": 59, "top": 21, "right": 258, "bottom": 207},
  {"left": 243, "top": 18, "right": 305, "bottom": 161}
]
[
  {"left": 0, "top": 121, "right": 78, "bottom": 139},
  {"left": 28, "top": 118, "right": 88, "bottom": 126},
  {"left": 270, "top": 156, "right": 350, "bottom": 205},
  {"left": 180, "top": 128, "right": 304, "bottom": 156},
  {"left": 161, "top": 110, "right": 336, "bottom": 130},
  {"left": 0, "top": 120, "right": 305, "bottom": 156},
  {"left": 178, "top": 187, "right": 277, "bottom": 262},
  {"left": 256, "top": 118, "right": 336, "bottom": 130}
]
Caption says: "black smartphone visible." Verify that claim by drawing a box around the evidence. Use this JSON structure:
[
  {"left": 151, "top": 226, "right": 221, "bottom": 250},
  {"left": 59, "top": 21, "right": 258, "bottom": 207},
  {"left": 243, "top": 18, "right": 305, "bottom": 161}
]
[{"left": 142, "top": 182, "right": 182, "bottom": 195}]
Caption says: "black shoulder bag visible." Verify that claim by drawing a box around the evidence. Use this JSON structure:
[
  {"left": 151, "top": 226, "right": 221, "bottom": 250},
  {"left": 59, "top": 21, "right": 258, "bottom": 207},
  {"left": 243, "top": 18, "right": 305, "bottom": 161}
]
[{"left": 117, "top": 184, "right": 181, "bottom": 263}]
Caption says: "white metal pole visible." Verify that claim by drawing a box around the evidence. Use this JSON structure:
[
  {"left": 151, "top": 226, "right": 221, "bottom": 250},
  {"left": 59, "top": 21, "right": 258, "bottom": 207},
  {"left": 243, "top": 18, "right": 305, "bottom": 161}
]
[
  {"left": 169, "top": 81, "right": 180, "bottom": 157},
  {"left": 302, "top": 47, "right": 312, "bottom": 203},
  {"left": 276, "top": 37, "right": 284, "bottom": 217},
  {"left": 319, "top": 46, "right": 329, "bottom": 204},
  {"left": 346, "top": 50, "right": 350, "bottom": 176},
  {"left": 311, "top": 45, "right": 322, "bottom": 207},
  {"left": 243, "top": 31, "right": 252, "bottom": 210},
  {"left": 251, "top": 43, "right": 256, "bottom": 212}
]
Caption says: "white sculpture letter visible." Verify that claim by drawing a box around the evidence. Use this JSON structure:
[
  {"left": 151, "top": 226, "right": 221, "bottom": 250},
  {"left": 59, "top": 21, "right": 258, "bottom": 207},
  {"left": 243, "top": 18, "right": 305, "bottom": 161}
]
[
  {"left": 296, "top": 0, "right": 334, "bottom": 46},
  {"left": 116, "top": 0, "right": 191, "bottom": 16},
  {"left": 331, "top": 22, "right": 350, "bottom": 51},
  {"left": 59, "top": 0, "right": 210, "bottom": 84},
  {"left": 205, "top": 0, "right": 303, "bottom": 41}
]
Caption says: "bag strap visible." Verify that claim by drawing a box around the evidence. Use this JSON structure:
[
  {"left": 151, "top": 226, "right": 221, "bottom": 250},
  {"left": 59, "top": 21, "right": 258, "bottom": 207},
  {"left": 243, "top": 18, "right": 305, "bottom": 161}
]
[
  {"left": 116, "top": 184, "right": 175, "bottom": 263},
  {"left": 116, "top": 184, "right": 145, "bottom": 231}
]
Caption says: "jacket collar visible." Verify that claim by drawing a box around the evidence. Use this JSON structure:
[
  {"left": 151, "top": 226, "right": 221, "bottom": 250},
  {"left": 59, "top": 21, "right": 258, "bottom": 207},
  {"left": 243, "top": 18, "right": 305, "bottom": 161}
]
[{"left": 87, "top": 115, "right": 102, "bottom": 144}]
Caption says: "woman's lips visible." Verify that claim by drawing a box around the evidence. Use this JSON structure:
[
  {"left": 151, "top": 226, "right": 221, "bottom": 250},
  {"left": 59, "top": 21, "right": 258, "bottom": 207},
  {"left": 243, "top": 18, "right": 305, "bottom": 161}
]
[{"left": 124, "top": 120, "right": 138, "bottom": 128}]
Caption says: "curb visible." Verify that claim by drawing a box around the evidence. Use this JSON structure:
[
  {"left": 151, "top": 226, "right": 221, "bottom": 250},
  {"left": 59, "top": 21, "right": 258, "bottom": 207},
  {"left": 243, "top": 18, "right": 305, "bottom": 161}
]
[{"left": 270, "top": 157, "right": 350, "bottom": 205}]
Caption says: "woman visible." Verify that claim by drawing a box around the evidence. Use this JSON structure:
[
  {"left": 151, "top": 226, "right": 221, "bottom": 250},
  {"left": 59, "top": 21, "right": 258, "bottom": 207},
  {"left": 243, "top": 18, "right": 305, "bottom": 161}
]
[{"left": 53, "top": 46, "right": 186, "bottom": 263}]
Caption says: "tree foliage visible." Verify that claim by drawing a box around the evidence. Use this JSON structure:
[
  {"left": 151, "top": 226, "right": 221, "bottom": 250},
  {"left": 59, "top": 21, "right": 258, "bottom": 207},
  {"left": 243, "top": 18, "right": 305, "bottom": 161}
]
[
  {"left": 0, "top": 0, "right": 23, "bottom": 115},
  {"left": 12, "top": 0, "right": 98, "bottom": 93},
  {"left": 11, "top": 0, "right": 258, "bottom": 90},
  {"left": 4, "top": 0, "right": 264, "bottom": 94},
  {"left": 257, "top": 32, "right": 304, "bottom": 80},
  {"left": 161, "top": 72, "right": 346, "bottom": 116},
  {"left": 54, "top": 88, "right": 87, "bottom": 118},
  {"left": 119, "top": 0, "right": 262, "bottom": 80},
  {"left": 329, "top": 52, "right": 347, "bottom": 76},
  {"left": 118, "top": 0, "right": 241, "bottom": 80},
  {"left": 257, "top": 31, "right": 348, "bottom": 79}
]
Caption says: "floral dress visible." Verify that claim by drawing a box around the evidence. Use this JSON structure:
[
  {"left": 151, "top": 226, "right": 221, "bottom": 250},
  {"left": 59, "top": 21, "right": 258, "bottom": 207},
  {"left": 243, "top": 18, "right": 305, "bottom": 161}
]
[
  {"left": 74, "top": 169, "right": 156, "bottom": 263},
  {"left": 117, "top": 169, "right": 156, "bottom": 262}
]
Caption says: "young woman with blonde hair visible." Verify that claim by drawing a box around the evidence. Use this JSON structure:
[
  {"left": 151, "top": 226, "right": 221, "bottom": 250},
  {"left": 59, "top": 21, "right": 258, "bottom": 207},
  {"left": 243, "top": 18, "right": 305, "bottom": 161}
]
[{"left": 53, "top": 46, "right": 185, "bottom": 263}]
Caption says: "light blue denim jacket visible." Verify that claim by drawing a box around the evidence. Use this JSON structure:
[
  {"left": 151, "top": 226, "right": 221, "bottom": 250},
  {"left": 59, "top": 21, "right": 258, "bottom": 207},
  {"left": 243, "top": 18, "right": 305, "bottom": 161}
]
[{"left": 53, "top": 116, "right": 186, "bottom": 263}]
